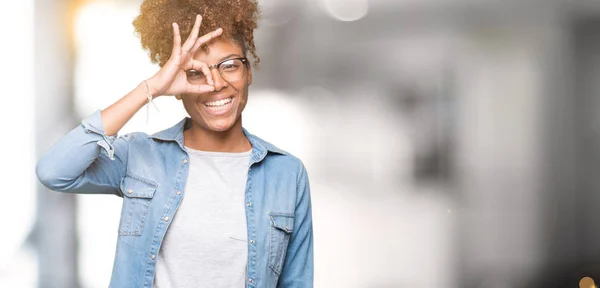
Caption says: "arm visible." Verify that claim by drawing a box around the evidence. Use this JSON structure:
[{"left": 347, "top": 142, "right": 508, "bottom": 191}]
[
  {"left": 36, "top": 77, "right": 151, "bottom": 195},
  {"left": 278, "top": 164, "right": 314, "bottom": 287},
  {"left": 36, "top": 76, "right": 159, "bottom": 194},
  {"left": 35, "top": 56, "right": 155, "bottom": 195},
  {"left": 36, "top": 15, "right": 222, "bottom": 195},
  {"left": 35, "top": 109, "right": 131, "bottom": 195}
]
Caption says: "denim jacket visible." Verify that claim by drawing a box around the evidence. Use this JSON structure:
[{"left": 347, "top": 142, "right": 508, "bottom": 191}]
[{"left": 35, "top": 110, "right": 314, "bottom": 288}]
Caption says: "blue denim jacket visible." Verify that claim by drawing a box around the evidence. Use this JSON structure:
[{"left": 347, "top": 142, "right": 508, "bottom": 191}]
[{"left": 35, "top": 110, "right": 314, "bottom": 288}]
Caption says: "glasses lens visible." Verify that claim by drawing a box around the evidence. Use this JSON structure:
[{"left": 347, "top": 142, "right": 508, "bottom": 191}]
[{"left": 219, "top": 59, "right": 245, "bottom": 82}]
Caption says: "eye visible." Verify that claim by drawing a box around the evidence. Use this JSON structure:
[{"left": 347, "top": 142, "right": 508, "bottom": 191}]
[
  {"left": 186, "top": 69, "right": 205, "bottom": 79},
  {"left": 220, "top": 60, "right": 240, "bottom": 71}
]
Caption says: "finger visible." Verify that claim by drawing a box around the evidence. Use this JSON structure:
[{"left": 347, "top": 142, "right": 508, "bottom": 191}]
[
  {"left": 182, "top": 14, "right": 202, "bottom": 52},
  {"left": 186, "top": 84, "right": 215, "bottom": 94},
  {"left": 190, "top": 59, "right": 214, "bottom": 86},
  {"left": 172, "top": 23, "right": 181, "bottom": 56},
  {"left": 191, "top": 28, "right": 223, "bottom": 53}
]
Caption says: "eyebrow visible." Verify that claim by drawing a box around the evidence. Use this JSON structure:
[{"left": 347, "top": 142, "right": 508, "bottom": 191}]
[{"left": 217, "top": 53, "right": 243, "bottom": 63}]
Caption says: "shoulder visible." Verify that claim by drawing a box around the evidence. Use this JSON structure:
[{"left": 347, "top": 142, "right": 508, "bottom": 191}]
[
  {"left": 248, "top": 132, "right": 308, "bottom": 180},
  {"left": 268, "top": 151, "right": 306, "bottom": 177}
]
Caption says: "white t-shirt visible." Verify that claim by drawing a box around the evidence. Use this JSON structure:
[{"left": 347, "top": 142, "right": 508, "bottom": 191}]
[{"left": 153, "top": 147, "right": 252, "bottom": 288}]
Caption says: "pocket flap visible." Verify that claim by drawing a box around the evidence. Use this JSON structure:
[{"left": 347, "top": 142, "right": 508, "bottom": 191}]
[
  {"left": 120, "top": 174, "right": 157, "bottom": 198},
  {"left": 269, "top": 213, "right": 294, "bottom": 233}
]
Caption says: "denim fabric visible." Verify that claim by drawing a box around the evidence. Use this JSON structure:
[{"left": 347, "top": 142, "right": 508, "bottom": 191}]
[{"left": 36, "top": 110, "right": 314, "bottom": 288}]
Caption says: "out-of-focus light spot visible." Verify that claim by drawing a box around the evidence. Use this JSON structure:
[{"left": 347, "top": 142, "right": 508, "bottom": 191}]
[
  {"left": 321, "top": 0, "right": 369, "bottom": 22},
  {"left": 74, "top": 2, "right": 122, "bottom": 50},
  {"left": 580, "top": 277, "right": 596, "bottom": 288}
]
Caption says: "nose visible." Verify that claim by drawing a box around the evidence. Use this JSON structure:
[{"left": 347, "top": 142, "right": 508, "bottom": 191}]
[{"left": 211, "top": 68, "right": 228, "bottom": 91}]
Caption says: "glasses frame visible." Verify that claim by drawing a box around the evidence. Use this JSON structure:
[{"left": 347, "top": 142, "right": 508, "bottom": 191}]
[{"left": 188, "top": 57, "right": 249, "bottom": 84}]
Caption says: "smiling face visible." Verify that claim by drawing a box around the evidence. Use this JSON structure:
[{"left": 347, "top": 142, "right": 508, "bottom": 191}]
[{"left": 181, "top": 38, "right": 252, "bottom": 133}]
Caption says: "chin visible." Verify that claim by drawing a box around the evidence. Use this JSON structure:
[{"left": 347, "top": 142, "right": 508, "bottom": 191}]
[{"left": 205, "top": 118, "right": 237, "bottom": 132}]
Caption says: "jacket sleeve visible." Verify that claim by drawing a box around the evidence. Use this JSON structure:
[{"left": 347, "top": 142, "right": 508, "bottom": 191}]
[
  {"left": 277, "top": 164, "right": 314, "bottom": 287},
  {"left": 36, "top": 109, "right": 129, "bottom": 196}
]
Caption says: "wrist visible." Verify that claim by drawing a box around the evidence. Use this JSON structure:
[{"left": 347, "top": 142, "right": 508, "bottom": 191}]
[{"left": 144, "top": 78, "right": 160, "bottom": 99}]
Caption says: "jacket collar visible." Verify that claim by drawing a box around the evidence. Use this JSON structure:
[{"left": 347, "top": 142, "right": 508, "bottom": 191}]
[{"left": 149, "top": 118, "right": 287, "bottom": 162}]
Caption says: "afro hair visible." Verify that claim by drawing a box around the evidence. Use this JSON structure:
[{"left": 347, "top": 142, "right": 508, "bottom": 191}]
[{"left": 133, "top": 0, "right": 260, "bottom": 67}]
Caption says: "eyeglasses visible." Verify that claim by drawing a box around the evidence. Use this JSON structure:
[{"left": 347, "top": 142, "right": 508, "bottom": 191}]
[{"left": 186, "top": 57, "right": 249, "bottom": 84}]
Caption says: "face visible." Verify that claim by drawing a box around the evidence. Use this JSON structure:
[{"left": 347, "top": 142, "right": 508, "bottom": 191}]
[{"left": 181, "top": 38, "right": 252, "bottom": 133}]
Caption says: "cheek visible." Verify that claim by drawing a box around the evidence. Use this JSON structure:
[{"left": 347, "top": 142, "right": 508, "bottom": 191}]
[
  {"left": 181, "top": 96, "right": 203, "bottom": 116},
  {"left": 235, "top": 86, "right": 249, "bottom": 111},
  {"left": 182, "top": 98, "right": 195, "bottom": 109},
  {"left": 181, "top": 98, "right": 192, "bottom": 111}
]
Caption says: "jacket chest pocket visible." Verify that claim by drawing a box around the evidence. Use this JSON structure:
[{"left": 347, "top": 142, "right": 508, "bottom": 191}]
[
  {"left": 268, "top": 212, "right": 294, "bottom": 275},
  {"left": 118, "top": 175, "right": 157, "bottom": 236}
]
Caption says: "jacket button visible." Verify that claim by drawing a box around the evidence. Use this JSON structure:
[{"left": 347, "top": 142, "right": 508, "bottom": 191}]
[
  {"left": 176, "top": 191, "right": 181, "bottom": 195},
  {"left": 127, "top": 189, "right": 133, "bottom": 194},
  {"left": 250, "top": 239, "right": 255, "bottom": 244},
  {"left": 164, "top": 216, "right": 169, "bottom": 222},
  {"left": 182, "top": 159, "right": 188, "bottom": 164},
  {"left": 248, "top": 278, "right": 254, "bottom": 283},
  {"left": 151, "top": 254, "right": 155, "bottom": 260},
  {"left": 246, "top": 202, "right": 251, "bottom": 207}
]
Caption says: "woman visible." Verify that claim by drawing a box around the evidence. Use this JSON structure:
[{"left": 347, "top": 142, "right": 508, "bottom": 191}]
[{"left": 35, "top": 0, "right": 313, "bottom": 287}]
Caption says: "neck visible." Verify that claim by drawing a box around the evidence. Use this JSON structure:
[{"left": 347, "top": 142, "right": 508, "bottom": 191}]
[{"left": 183, "top": 118, "right": 251, "bottom": 153}]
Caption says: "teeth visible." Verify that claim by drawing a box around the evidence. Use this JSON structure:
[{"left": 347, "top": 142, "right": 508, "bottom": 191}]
[{"left": 205, "top": 98, "right": 232, "bottom": 107}]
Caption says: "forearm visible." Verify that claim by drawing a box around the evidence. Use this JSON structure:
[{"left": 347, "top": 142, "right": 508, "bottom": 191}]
[{"left": 101, "top": 81, "right": 152, "bottom": 136}]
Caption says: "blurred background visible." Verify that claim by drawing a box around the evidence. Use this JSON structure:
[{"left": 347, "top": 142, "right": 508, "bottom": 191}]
[{"left": 3, "top": 0, "right": 600, "bottom": 287}]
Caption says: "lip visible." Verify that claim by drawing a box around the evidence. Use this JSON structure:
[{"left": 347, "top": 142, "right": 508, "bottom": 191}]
[{"left": 199, "top": 96, "right": 235, "bottom": 117}]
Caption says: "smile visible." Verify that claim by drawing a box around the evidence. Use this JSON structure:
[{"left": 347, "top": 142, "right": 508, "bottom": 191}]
[
  {"left": 204, "top": 97, "right": 233, "bottom": 109},
  {"left": 202, "top": 97, "right": 234, "bottom": 115}
]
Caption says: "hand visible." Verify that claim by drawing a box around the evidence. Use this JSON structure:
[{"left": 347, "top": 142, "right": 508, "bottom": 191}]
[{"left": 146, "top": 15, "right": 222, "bottom": 98}]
